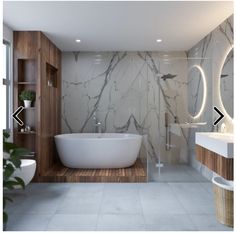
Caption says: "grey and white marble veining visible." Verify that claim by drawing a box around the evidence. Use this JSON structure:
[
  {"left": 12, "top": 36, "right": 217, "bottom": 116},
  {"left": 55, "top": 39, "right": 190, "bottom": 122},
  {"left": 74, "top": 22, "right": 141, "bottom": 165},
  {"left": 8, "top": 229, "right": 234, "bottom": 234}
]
[
  {"left": 61, "top": 15, "right": 233, "bottom": 181},
  {"left": 187, "top": 14, "right": 233, "bottom": 179},
  {"left": 187, "top": 66, "right": 204, "bottom": 117},
  {"left": 220, "top": 48, "right": 233, "bottom": 118},
  {"left": 62, "top": 51, "right": 188, "bottom": 165}
]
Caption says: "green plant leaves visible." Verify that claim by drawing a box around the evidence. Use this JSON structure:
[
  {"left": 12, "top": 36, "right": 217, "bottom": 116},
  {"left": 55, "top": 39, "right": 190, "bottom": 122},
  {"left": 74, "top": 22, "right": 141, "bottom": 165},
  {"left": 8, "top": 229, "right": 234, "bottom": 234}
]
[
  {"left": 3, "top": 180, "right": 22, "bottom": 190},
  {"left": 19, "top": 90, "right": 36, "bottom": 101},
  {"left": 3, "top": 196, "right": 13, "bottom": 209},
  {"left": 3, "top": 211, "right": 8, "bottom": 224},
  {"left": 3, "top": 142, "right": 17, "bottom": 153},
  {"left": 14, "top": 177, "right": 25, "bottom": 189},
  {"left": 8, "top": 155, "right": 21, "bottom": 168},
  {"left": 10, "top": 148, "right": 30, "bottom": 168},
  {"left": 3, "top": 131, "right": 10, "bottom": 139},
  {"left": 3, "top": 131, "right": 28, "bottom": 224},
  {"left": 3, "top": 164, "right": 15, "bottom": 180}
]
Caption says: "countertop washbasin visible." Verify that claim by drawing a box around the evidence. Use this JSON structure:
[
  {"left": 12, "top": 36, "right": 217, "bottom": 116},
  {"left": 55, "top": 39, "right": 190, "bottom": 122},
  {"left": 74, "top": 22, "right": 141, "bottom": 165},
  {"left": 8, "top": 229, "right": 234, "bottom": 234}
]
[{"left": 195, "top": 132, "right": 234, "bottom": 158}]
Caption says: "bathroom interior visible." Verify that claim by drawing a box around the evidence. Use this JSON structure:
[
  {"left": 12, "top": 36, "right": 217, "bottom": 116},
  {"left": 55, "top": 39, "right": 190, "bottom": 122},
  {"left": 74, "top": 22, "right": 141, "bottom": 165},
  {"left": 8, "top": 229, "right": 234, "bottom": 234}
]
[{"left": 2, "top": 1, "right": 234, "bottom": 232}]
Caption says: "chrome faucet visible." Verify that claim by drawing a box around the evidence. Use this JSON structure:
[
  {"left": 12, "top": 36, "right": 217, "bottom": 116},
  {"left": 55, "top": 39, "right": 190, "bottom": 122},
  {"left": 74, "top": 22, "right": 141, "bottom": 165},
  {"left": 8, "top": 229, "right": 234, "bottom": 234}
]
[
  {"left": 213, "top": 117, "right": 219, "bottom": 132},
  {"left": 95, "top": 122, "right": 102, "bottom": 134},
  {"left": 93, "top": 112, "right": 103, "bottom": 133}
]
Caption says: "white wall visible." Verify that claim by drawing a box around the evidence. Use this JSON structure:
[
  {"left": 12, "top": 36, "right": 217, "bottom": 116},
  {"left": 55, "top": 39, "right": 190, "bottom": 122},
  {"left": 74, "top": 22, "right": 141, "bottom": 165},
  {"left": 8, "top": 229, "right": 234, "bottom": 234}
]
[
  {"left": 3, "top": 24, "right": 13, "bottom": 43},
  {"left": 3, "top": 24, "right": 13, "bottom": 133}
]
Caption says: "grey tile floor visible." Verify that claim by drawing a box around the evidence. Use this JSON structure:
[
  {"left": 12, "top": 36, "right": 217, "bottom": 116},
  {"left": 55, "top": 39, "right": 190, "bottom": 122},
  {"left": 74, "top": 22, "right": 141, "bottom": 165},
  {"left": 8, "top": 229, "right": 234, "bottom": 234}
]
[
  {"left": 5, "top": 182, "right": 233, "bottom": 231},
  {"left": 148, "top": 163, "right": 210, "bottom": 182}
]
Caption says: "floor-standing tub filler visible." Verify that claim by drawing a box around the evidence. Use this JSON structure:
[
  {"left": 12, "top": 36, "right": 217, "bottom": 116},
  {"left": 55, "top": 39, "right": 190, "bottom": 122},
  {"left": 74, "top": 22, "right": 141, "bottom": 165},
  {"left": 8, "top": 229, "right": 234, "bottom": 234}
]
[{"left": 55, "top": 133, "right": 142, "bottom": 169}]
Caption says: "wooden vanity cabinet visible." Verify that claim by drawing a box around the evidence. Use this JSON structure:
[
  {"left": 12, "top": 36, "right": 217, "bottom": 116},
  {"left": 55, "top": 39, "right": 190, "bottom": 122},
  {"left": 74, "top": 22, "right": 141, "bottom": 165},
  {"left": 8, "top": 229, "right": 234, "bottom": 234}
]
[{"left": 196, "top": 144, "right": 233, "bottom": 180}]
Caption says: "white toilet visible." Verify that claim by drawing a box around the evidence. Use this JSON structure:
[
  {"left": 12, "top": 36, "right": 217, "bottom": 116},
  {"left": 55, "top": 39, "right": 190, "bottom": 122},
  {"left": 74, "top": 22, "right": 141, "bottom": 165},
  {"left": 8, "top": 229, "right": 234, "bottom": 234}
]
[{"left": 13, "top": 159, "right": 36, "bottom": 186}]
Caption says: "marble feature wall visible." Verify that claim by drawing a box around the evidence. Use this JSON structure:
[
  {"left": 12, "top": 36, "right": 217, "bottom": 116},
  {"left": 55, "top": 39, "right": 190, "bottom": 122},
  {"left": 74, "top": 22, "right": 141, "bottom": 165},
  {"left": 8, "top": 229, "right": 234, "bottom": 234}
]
[
  {"left": 220, "top": 46, "right": 233, "bottom": 118},
  {"left": 187, "top": 65, "right": 204, "bottom": 117},
  {"left": 62, "top": 51, "right": 189, "bottom": 165},
  {"left": 61, "top": 15, "right": 233, "bottom": 181},
  {"left": 187, "top": 15, "right": 233, "bottom": 180}
]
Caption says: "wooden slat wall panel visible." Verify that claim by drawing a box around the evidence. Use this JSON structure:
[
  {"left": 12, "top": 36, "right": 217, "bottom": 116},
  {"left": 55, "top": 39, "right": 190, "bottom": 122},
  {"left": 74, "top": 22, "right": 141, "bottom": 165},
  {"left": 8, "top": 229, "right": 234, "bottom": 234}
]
[
  {"left": 14, "top": 31, "right": 38, "bottom": 59},
  {"left": 14, "top": 31, "right": 61, "bottom": 180},
  {"left": 195, "top": 145, "right": 233, "bottom": 180},
  {"left": 38, "top": 32, "right": 61, "bottom": 176}
]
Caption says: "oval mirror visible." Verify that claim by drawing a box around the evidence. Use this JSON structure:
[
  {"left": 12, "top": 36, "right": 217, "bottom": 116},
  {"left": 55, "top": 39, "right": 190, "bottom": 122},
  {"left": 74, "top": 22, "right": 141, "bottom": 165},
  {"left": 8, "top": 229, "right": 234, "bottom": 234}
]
[
  {"left": 187, "top": 65, "right": 206, "bottom": 119},
  {"left": 220, "top": 48, "right": 234, "bottom": 119}
]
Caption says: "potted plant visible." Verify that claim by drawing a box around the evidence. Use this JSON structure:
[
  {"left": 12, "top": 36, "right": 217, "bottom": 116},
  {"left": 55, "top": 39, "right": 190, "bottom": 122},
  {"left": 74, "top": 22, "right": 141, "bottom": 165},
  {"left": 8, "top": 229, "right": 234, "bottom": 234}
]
[
  {"left": 3, "top": 131, "right": 29, "bottom": 229},
  {"left": 19, "top": 90, "right": 36, "bottom": 108}
]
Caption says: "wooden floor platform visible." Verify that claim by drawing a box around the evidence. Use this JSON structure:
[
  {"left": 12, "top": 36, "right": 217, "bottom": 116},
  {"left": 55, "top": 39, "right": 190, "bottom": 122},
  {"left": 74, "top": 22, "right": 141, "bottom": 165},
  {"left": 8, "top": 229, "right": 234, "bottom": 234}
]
[{"left": 38, "top": 159, "right": 147, "bottom": 182}]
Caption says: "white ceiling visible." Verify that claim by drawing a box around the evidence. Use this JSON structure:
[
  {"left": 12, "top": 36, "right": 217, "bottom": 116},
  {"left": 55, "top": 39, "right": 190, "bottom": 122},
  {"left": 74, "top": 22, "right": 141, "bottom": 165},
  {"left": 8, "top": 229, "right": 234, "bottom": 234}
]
[{"left": 3, "top": 1, "right": 233, "bottom": 51}]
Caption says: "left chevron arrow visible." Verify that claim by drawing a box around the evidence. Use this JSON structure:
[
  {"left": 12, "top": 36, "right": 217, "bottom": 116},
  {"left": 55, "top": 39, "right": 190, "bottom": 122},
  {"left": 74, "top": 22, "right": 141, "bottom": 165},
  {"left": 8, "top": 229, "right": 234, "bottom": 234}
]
[{"left": 12, "top": 106, "right": 24, "bottom": 126}]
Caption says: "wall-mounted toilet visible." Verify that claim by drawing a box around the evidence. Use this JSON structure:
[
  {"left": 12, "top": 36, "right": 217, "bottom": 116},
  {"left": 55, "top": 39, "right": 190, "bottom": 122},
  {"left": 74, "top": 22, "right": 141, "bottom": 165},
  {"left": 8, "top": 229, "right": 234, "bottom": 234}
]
[{"left": 13, "top": 159, "right": 36, "bottom": 186}]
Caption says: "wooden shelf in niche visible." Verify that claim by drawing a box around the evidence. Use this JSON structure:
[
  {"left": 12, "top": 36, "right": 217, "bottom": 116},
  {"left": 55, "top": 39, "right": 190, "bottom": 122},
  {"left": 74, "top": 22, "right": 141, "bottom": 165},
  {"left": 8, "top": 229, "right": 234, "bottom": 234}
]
[
  {"left": 17, "top": 82, "right": 36, "bottom": 85},
  {"left": 17, "top": 59, "right": 37, "bottom": 109},
  {"left": 17, "top": 131, "right": 36, "bottom": 135},
  {"left": 14, "top": 58, "right": 37, "bottom": 157},
  {"left": 23, "top": 107, "right": 35, "bottom": 110},
  {"left": 18, "top": 59, "right": 36, "bottom": 83}
]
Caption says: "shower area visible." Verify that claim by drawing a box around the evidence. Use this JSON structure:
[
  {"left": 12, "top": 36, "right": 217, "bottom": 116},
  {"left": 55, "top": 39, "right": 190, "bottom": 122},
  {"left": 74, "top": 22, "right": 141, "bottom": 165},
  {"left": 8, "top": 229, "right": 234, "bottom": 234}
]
[
  {"left": 61, "top": 51, "right": 210, "bottom": 182},
  {"left": 144, "top": 52, "right": 211, "bottom": 182}
]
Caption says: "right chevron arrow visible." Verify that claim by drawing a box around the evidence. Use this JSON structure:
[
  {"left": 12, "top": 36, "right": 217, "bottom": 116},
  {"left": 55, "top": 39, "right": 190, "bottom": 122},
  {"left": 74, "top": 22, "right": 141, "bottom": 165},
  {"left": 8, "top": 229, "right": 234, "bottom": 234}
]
[{"left": 213, "top": 106, "right": 224, "bottom": 126}]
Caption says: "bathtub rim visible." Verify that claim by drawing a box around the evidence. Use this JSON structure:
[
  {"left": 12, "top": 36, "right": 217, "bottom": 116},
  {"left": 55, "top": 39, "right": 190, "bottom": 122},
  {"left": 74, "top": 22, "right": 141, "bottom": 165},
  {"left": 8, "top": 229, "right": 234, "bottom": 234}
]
[{"left": 54, "top": 133, "right": 143, "bottom": 140}]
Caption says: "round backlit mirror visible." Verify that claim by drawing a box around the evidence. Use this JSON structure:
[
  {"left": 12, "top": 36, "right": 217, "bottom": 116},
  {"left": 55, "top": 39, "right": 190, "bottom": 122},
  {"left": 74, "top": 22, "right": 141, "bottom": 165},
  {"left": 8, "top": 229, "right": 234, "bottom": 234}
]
[
  {"left": 220, "top": 48, "right": 234, "bottom": 119},
  {"left": 187, "top": 65, "right": 206, "bottom": 119}
]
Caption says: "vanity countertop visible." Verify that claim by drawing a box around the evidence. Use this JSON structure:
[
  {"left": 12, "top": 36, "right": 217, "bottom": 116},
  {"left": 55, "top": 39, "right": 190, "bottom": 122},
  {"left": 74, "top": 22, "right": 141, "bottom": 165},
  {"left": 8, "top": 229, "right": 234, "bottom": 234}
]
[{"left": 195, "top": 132, "right": 234, "bottom": 158}]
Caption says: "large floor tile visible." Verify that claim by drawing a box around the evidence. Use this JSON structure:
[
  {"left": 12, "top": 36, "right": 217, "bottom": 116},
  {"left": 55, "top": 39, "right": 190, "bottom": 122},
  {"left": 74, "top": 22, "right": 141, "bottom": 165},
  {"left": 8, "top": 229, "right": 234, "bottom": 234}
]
[
  {"left": 184, "top": 166, "right": 210, "bottom": 182},
  {"left": 46, "top": 214, "right": 98, "bottom": 231},
  {"left": 13, "top": 192, "right": 65, "bottom": 214},
  {"left": 7, "top": 214, "right": 52, "bottom": 231},
  {"left": 96, "top": 214, "right": 145, "bottom": 231},
  {"left": 4, "top": 192, "right": 28, "bottom": 214},
  {"left": 169, "top": 182, "right": 215, "bottom": 214},
  {"left": 140, "top": 196, "right": 186, "bottom": 215},
  {"left": 103, "top": 183, "right": 139, "bottom": 196},
  {"left": 100, "top": 183, "right": 142, "bottom": 214},
  {"left": 100, "top": 195, "right": 142, "bottom": 214},
  {"left": 6, "top": 181, "right": 226, "bottom": 231},
  {"left": 57, "top": 193, "right": 102, "bottom": 214},
  {"left": 144, "top": 214, "right": 197, "bottom": 231},
  {"left": 25, "top": 182, "right": 71, "bottom": 194},
  {"left": 56, "top": 183, "right": 104, "bottom": 214},
  {"left": 149, "top": 164, "right": 208, "bottom": 182},
  {"left": 168, "top": 182, "right": 211, "bottom": 194},
  {"left": 201, "top": 182, "right": 214, "bottom": 196},
  {"left": 189, "top": 214, "right": 233, "bottom": 231},
  {"left": 138, "top": 182, "right": 175, "bottom": 199},
  {"left": 66, "top": 183, "right": 104, "bottom": 195},
  {"left": 139, "top": 182, "right": 186, "bottom": 215}
]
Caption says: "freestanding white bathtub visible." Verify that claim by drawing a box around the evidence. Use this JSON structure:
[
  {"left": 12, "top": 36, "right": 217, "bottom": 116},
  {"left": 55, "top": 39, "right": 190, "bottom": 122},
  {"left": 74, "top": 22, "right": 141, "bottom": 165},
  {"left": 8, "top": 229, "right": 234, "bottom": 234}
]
[{"left": 54, "top": 133, "right": 142, "bottom": 169}]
